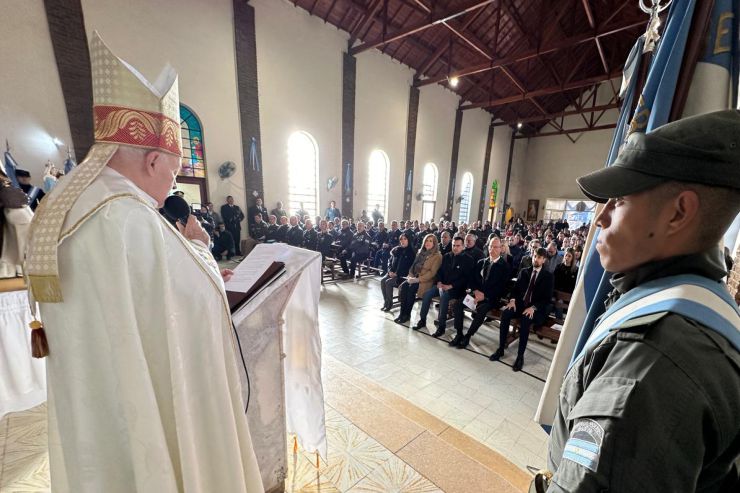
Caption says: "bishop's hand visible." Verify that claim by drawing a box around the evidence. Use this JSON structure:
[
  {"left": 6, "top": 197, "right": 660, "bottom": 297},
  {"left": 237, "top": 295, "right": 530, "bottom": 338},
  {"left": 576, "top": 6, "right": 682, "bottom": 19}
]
[{"left": 177, "top": 215, "right": 211, "bottom": 246}]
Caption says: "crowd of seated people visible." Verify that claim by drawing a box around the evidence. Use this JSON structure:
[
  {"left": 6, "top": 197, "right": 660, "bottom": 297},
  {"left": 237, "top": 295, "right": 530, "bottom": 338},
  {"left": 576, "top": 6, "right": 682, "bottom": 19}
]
[
  {"left": 376, "top": 214, "right": 589, "bottom": 371},
  {"left": 228, "top": 195, "right": 588, "bottom": 369}
]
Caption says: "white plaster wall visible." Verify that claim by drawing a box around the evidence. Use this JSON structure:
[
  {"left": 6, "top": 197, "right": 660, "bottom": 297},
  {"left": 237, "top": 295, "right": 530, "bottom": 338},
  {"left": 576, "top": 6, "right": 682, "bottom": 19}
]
[
  {"left": 80, "top": 0, "right": 245, "bottom": 217},
  {"left": 355, "top": 50, "right": 414, "bottom": 220},
  {"left": 0, "top": 0, "right": 72, "bottom": 179},
  {"left": 413, "top": 84, "right": 458, "bottom": 221},
  {"left": 513, "top": 128, "right": 613, "bottom": 217},
  {"left": 253, "top": 0, "right": 346, "bottom": 217},
  {"left": 452, "top": 108, "right": 490, "bottom": 224}
]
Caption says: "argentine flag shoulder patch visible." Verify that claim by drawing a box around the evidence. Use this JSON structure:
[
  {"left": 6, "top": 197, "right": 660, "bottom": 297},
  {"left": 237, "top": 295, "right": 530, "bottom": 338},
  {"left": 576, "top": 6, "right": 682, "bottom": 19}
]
[{"left": 563, "top": 419, "right": 604, "bottom": 472}]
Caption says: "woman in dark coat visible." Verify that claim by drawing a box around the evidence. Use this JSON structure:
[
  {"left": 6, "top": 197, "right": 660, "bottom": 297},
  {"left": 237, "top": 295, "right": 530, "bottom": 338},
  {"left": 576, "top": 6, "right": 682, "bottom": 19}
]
[{"left": 379, "top": 234, "right": 415, "bottom": 311}]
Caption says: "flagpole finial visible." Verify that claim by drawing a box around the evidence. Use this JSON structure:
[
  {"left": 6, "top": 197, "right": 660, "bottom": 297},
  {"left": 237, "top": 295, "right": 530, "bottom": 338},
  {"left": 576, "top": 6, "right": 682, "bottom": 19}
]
[
  {"left": 640, "top": 0, "right": 672, "bottom": 52},
  {"left": 5, "top": 139, "right": 9, "bottom": 152}
]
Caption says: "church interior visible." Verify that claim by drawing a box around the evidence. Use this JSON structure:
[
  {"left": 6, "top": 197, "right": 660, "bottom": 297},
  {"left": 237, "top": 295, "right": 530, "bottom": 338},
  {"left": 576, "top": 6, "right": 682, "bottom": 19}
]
[{"left": 1, "top": 0, "right": 738, "bottom": 492}]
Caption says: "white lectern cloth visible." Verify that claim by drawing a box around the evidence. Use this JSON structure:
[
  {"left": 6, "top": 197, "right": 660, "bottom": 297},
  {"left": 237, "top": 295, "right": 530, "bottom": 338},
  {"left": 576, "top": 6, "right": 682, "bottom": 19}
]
[{"left": 0, "top": 289, "right": 46, "bottom": 418}]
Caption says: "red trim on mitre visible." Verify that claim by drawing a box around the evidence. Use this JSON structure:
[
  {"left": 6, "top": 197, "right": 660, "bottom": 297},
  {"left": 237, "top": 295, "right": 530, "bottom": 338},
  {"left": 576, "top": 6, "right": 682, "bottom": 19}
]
[{"left": 94, "top": 105, "right": 182, "bottom": 156}]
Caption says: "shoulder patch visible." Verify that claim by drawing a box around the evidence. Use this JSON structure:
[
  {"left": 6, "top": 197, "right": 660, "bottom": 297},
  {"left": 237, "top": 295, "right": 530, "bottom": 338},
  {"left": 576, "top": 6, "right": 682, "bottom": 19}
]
[{"left": 563, "top": 419, "right": 603, "bottom": 472}]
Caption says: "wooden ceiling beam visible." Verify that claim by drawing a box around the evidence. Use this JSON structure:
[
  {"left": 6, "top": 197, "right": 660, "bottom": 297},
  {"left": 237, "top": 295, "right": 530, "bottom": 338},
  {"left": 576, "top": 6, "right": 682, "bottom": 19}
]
[
  {"left": 349, "top": 0, "right": 384, "bottom": 42},
  {"left": 416, "top": 18, "right": 645, "bottom": 87},
  {"left": 516, "top": 123, "right": 616, "bottom": 138},
  {"left": 416, "top": 6, "right": 486, "bottom": 75},
  {"left": 349, "top": 0, "right": 495, "bottom": 55},
  {"left": 580, "top": 0, "right": 609, "bottom": 73},
  {"left": 323, "top": 0, "right": 340, "bottom": 22},
  {"left": 460, "top": 71, "right": 621, "bottom": 110}
]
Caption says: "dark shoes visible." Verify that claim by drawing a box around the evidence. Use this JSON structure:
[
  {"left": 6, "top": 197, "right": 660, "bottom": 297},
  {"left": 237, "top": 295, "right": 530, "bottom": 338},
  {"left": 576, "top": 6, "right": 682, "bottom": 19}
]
[
  {"left": 456, "top": 335, "right": 470, "bottom": 349},
  {"left": 432, "top": 328, "right": 445, "bottom": 338},
  {"left": 489, "top": 348, "right": 504, "bottom": 361},
  {"left": 394, "top": 316, "right": 410, "bottom": 325},
  {"left": 380, "top": 305, "right": 391, "bottom": 312},
  {"left": 413, "top": 320, "right": 426, "bottom": 330},
  {"left": 448, "top": 334, "right": 462, "bottom": 347},
  {"left": 512, "top": 356, "right": 524, "bottom": 372}
]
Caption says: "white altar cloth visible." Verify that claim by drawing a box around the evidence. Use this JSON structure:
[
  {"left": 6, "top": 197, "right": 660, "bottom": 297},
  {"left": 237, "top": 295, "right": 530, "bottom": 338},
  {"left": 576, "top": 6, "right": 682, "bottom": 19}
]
[
  {"left": 1, "top": 289, "right": 46, "bottom": 419},
  {"left": 230, "top": 243, "right": 326, "bottom": 490}
]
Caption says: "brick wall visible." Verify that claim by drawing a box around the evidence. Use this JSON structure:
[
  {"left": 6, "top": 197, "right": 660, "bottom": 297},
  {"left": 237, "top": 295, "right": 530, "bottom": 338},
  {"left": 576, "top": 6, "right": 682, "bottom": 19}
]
[
  {"left": 445, "top": 108, "right": 463, "bottom": 216},
  {"left": 402, "top": 86, "right": 420, "bottom": 220},
  {"left": 478, "top": 119, "right": 495, "bottom": 222},
  {"left": 234, "top": 0, "right": 264, "bottom": 234},
  {"left": 341, "top": 52, "right": 356, "bottom": 218},
  {"left": 43, "top": 0, "right": 93, "bottom": 160}
]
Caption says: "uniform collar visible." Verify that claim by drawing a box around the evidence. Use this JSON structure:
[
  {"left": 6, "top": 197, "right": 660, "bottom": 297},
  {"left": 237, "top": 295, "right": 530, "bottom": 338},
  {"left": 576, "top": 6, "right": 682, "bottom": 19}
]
[{"left": 609, "top": 248, "right": 728, "bottom": 298}]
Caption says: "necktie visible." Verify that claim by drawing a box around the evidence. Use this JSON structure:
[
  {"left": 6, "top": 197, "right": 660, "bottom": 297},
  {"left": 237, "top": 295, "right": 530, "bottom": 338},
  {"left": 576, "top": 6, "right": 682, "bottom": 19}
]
[
  {"left": 483, "top": 260, "right": 492, "bottom": 281},
  {"left": 524, "top": 270, "right": 537, "bottom": 306}
]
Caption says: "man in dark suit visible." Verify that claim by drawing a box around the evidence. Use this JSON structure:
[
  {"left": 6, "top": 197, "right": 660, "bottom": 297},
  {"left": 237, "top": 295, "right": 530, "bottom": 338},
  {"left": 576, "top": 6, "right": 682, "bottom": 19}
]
[
  {"left": 463, "top": 233, "right": 485, "bottom": 263},
  {"left": 302, "top": 219, "right": 319, "bottom": 251},
  {"left": 340, "top": 222, "right": 372, "bottom": 278},
  {"left": 248, "top": 197, "right": 268, "bottom": 223},
  {"left": 491, "top": 247, "right": 553, "bottom": 371},
  {"left": 274, "top": 216, "right": 289, "bottom": 242},
  {"left": 453, "top": 237, "right": 511, "bottom": 348},
  {"left": 439, "top": 231, "right": 452, "bottom": 255},
  {"left": 249, "top": 213, "right": 268, "bottom": 242},
  {"left": 221, "top": 196, "right": 244, "bottom": 255},
  {"left": 285, "top": 216, "right": 304, "bottom": 247},
  {"left": 265, "top": 215, "right": 279, "bottom": 241},
  {"left": 420, "top": 237, "right": 474, "bottom": 338}
]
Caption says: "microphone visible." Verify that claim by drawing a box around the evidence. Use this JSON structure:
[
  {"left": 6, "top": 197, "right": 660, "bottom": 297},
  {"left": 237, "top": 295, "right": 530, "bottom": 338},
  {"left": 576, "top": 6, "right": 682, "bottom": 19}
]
[{"left": 161, "top": 194, "right": 191, "bottom": 227}]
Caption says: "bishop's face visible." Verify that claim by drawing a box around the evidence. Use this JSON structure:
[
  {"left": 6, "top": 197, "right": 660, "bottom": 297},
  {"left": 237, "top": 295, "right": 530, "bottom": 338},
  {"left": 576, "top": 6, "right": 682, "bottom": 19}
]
[{"left": 151, "top": 152, "right": 182, "bottom": 206}]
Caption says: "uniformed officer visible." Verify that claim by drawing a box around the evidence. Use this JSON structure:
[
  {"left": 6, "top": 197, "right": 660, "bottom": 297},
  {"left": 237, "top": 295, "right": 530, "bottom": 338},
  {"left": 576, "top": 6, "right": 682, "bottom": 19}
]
[{"left": 545, "top": 110, "right": 740, "bottom": 492}]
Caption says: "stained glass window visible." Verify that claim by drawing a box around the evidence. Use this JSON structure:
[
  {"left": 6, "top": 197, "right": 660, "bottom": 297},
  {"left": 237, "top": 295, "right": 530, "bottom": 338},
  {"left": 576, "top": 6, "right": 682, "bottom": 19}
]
[{"left": 179, "top": 105, "right": 206, "bottom": 178}]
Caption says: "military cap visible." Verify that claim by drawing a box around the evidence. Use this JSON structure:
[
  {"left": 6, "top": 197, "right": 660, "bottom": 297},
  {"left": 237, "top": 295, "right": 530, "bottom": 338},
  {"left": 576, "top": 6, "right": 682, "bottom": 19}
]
[
  {"left": 14, "top": 169, "right": 31, "bottom": 178},
  {"left": 577, "top": 109, "right": 740, "bottom": 203}
]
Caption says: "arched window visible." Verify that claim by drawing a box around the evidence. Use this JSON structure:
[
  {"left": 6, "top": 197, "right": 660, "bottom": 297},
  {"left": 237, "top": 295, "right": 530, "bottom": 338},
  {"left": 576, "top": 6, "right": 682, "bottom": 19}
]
[
  {"left": 287, "top": 131, "right": 319, "bottom": 218},
  {"left": 421, "top": 162, "right": 438, "bottom": 222},
  {"left": 367, "top": 150, "right": 389, "bottom": 220},
  {"left": 179, "top": 105, "right": 206, "bottom": 178},
  {"left": 458, "top": 172, "right": 474, "bottom": 224}
]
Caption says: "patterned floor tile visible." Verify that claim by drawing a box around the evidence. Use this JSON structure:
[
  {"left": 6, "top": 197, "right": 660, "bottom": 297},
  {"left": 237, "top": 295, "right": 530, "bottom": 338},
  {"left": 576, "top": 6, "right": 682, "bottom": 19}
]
[
  {"left": 346, "top": 455, "right": 443, "bottom": 493},
  {"left": 319, "top": 426, "right": 393, "bottom": 491}
]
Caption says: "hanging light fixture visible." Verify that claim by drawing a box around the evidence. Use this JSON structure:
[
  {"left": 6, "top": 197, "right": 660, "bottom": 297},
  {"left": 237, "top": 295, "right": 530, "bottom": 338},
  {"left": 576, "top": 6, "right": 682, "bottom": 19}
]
[{"left": 449, "top": 76, "right": 459, "bottom": 88}]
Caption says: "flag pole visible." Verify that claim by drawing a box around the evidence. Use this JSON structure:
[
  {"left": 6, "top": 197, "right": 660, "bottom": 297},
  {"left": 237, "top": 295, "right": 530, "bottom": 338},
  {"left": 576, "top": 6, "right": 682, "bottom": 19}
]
[{"left": 669, "top": 0, "right": 716, "bottom": 121}]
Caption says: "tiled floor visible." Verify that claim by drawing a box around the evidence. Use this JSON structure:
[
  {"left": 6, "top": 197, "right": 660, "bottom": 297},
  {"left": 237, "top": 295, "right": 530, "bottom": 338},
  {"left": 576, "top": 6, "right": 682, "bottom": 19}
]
[
  {"left": 319, "top": 278, "right": 551, "bottom": 471},
  {"left": 1, "top": 274, "right": 549, "bottom": 492}
]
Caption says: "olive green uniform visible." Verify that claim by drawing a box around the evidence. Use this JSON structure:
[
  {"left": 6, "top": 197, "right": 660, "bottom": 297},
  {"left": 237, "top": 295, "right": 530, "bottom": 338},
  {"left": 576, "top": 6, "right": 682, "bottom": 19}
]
[{"left": 547, "top": 250, "right": 740, "bottom": 492}]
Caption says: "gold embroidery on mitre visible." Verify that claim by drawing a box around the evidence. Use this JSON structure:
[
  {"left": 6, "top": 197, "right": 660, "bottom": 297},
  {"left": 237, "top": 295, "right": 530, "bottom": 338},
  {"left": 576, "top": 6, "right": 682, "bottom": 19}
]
[
  {"left": 96, "top": 109, "right": 158, "bottom": 141},
  {"left": 25, "top": 32, "right": 182, "bottom": 303}
]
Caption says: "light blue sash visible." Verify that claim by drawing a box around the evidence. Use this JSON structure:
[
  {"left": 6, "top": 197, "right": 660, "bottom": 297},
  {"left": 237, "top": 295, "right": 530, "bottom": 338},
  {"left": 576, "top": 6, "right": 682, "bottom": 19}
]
[{"left": 570, "top": 274, "right": 740, "bottom": 370}]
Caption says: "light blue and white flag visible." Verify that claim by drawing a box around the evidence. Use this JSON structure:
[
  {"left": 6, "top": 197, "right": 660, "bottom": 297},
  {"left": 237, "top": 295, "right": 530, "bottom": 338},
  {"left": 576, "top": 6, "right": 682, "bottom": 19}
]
[
  {"left": 3, "top": 144, "right": 21, "bottom": 189},
  {"left": 536, "top": 0, "right": 739, "bottom": 428}
]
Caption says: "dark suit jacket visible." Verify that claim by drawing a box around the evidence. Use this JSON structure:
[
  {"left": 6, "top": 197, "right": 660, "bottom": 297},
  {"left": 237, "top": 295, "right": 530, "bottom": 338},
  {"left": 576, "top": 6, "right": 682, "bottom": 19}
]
[
  {"left": 248, "top": 205, "right": 268, "bottom": 222},
  {"left": 473, "top": 257, "right": 511, "bottom": 303},
  {"left": 512, "top": 267, "right": 554, "bottom": 312},
  {"left": 438, "top": 253, "right": 474, "bottom": 298},
  {"left": 286, "top": 225, "right": 304, "bottom": 246}
]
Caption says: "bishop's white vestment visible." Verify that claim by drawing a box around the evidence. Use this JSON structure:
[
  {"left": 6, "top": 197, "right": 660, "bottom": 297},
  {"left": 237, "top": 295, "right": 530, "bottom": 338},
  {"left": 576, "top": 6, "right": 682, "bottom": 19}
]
[{"left": 39, "top": 167, "right": 264, "bottom": 492}]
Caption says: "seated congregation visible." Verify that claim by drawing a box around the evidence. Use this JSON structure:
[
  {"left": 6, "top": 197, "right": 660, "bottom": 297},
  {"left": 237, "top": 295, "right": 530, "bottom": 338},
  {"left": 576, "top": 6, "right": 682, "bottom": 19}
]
[{"left": 240, "top": 197, "right": 586, "bottom": 372}]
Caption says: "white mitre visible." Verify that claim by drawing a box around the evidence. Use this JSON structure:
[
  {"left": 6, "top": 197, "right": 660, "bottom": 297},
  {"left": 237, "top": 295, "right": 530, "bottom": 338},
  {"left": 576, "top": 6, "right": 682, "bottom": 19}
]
[{"left": 26, "top": 32, "right": 181, "bottom": 303}]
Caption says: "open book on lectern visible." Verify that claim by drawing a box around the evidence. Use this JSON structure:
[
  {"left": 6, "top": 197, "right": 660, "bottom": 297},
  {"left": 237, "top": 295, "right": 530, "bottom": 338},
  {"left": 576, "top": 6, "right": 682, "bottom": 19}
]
[{"left": 224, "top": 259, "right": 286, "bottom": 313}]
